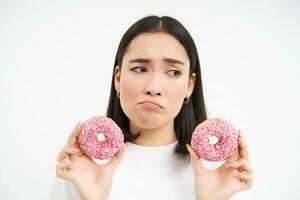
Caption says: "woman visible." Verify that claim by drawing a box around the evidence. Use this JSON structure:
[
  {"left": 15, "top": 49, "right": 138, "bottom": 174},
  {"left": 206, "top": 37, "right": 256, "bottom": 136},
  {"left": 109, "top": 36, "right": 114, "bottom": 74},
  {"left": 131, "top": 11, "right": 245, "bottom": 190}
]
[{"left": 50, "top": 15, "right": 253, "bottom": 200}]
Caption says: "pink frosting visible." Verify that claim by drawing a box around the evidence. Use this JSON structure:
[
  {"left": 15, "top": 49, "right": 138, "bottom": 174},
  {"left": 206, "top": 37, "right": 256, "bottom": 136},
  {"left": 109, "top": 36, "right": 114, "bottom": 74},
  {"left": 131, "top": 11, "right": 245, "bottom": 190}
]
[
  {"left": 77, "top": 116, "right": 124, "bottom": 159},
  {"left": 191, "top": 118, "right": 238, "bottom": 162}
]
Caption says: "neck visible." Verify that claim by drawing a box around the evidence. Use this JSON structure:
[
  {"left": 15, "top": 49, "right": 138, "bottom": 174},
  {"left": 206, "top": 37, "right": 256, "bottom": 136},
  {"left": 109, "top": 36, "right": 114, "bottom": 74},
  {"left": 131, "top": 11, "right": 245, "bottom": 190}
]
[{"left": 130, "top": 120, "right": 177, "bottom": 146}]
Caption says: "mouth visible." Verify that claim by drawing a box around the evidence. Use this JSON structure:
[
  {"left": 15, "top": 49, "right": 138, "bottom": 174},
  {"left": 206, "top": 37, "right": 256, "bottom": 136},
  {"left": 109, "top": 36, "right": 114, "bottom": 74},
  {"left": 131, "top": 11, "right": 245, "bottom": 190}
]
[{"left": 139, "top": 101, "right": 163, "bottom": 110}]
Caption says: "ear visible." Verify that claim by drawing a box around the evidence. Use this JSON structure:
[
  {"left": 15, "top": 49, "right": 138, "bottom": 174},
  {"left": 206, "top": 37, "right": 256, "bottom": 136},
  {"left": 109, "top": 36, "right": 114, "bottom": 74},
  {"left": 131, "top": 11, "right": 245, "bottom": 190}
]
[
  {"left": 114, "top": 65, "right": 121, "bottom": 93},
  {"left": 187, "top": 73, "right": 196, "bottom": 97}
]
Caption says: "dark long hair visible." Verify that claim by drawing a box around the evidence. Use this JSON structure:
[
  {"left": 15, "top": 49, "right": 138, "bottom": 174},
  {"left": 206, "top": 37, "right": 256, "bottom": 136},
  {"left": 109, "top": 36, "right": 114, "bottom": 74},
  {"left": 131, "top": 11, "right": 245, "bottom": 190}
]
[{"left": 106, "top": 15, "right": 207, "bottom": 156}]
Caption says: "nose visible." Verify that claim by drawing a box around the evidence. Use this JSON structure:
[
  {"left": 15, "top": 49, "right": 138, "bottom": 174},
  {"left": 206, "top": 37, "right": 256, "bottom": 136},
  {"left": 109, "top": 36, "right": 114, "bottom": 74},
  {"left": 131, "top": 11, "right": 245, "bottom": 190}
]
[{"left": 144, "top": 75, "right": 162, "bottom": 96}]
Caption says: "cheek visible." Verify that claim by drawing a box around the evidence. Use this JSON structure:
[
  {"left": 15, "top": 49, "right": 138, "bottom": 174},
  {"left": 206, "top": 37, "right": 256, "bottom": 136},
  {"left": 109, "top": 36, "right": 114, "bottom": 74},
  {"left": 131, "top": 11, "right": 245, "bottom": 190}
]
[
  {"left": 170, "top": 85, "right": 186, "bottom": 97},
  {"left": 165, "top": 81, "right": 188, "bottom": 114},
  {"left": 120, "top": 74, "right": 142, "bottom": 102},
  {"left": 169, "top": 89, "right": 186, "bottom": 112},
  {"left": 167, "top": 81, "right": 187, "bottom": 101}
]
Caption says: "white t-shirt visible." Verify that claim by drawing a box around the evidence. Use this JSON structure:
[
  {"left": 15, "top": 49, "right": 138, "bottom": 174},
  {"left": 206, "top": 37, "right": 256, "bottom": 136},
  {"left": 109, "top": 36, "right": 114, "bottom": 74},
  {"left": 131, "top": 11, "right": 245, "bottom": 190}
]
[{"left": 49, "top": 140, "right": 219, "bottom": 200}]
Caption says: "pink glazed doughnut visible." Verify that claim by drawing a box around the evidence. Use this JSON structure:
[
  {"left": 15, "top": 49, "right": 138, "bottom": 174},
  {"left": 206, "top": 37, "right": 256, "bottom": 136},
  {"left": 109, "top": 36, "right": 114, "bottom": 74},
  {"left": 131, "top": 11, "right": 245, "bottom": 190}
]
[
  {"left": 191, "top": 118, "right": 239, "bottom": 162},
  {"left": 77, "top": 116, "right": 124, "bottom": 159}
]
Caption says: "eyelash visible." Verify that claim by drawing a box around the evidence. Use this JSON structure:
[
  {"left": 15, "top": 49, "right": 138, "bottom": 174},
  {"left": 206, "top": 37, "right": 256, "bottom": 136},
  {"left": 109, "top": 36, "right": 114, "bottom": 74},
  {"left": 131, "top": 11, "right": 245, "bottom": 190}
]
[{"left": 131, "top": 66, "right": 182, "bottom": 77}]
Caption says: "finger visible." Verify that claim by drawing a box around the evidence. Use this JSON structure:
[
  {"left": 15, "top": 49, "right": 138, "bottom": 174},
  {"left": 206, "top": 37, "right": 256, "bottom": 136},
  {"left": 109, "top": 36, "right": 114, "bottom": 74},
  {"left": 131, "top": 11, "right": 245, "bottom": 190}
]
[
  {"left": 61, "top": 157, "right": 72, "bottom": 164},
  {"left": 65, "top": 147, "right": 80, "bottom": 154},
  {"left": 233, "top": 172, "right": 253, "bottom": 188},
  {"left": 238, "top": 133, "right": 249, "bottom": 161},
  {"left": 56, "top": 162, "right": 72, "bottom": 170},
  {"left": 233, "top": 172, "right": 252, "bottom": 180},
  {"left": 56, "top": 162, "right": 72, "bottom": 180},
  {"left": 108, "top": 142, "right": 128, "bottom": 171},
  {"left": 56, "top": 168, "right": 70, "bottom": 180},
  {"left": 66, "top": 122, "right": 82, "bottom": 147},
  {"left": 57, "top": 149, "right": 68, "bottom": 162},
  {"left": 57, "top": 147, "right": 80, "bottom": 161},
  {"left": 245, "top": 175, "right": 253, "bottom": 188},
  {"left": 66, "top": 147, "right": 80, "bottom": 161},
  {"left": 226, "top": 159, "right": 254, "bottom": 174},
  {"left": 186, "top": 144, "right": 205, "bottom": 173},
  {"left": 226, "top": 151, "right": 239, "bottom": 164},
  {"left": 68, "top": 142, "right": 85, "bottom": 157},
  {"left": 77, "top": 149, "right": 84, "bottom": 157}
]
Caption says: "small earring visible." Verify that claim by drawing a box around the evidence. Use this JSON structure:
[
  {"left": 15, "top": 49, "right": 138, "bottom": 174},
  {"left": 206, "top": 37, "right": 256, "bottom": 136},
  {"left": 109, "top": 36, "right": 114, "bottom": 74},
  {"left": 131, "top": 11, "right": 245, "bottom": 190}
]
[
  {"left": 117, "top": 92, "right": 120, "bottom": 99},
  {"left": 183, "top": 96, "right": 189, "bottom": 104}
]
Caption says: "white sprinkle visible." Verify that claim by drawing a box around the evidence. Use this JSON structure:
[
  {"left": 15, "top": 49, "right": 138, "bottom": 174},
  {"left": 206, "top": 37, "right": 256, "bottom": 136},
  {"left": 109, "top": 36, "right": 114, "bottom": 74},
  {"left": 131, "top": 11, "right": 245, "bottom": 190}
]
[
  {"left": 208, "top": 135, "right": 219, "bottom": 145},
  {"left": 96, "top": 133, "right": 106, "bottom": 142}
]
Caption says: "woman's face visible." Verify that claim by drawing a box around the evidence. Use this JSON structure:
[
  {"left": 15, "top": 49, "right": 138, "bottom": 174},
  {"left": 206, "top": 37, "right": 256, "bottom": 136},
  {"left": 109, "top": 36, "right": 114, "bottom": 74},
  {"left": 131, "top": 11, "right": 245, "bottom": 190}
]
[{"left": 114, "top": 32, "right": 196, "bottom": 131}]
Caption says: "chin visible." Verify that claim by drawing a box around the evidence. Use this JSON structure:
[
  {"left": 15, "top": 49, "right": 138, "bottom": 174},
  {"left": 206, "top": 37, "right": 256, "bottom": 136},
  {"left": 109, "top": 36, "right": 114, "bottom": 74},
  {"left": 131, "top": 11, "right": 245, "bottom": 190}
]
[{"left": 134, "top": 113, "right": 163, "bottom": 129}]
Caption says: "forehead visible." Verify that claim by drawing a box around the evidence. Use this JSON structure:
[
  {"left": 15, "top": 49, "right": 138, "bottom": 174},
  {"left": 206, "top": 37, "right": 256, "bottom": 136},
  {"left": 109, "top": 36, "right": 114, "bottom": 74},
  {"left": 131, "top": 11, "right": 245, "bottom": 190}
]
[{"left": 123, "top": 32, "right": 189, "bottom": 65}]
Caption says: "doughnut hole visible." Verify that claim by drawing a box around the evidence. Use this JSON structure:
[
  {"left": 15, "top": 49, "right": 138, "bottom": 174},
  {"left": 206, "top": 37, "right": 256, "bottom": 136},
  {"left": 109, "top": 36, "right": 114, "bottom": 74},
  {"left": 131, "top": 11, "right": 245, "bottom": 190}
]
[{"left": 208, "top": 135, "right": 219, "bottom": 145}]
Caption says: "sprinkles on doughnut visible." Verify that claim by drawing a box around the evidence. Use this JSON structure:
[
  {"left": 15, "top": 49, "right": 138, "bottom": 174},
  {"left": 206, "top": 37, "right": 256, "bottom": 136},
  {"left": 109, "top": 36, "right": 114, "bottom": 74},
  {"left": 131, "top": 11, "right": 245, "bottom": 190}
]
[
  {"left": 77, "top": 116, "right": 124, "bottom": 160},
  {"left": 191, "top": 118, "right": 239, "bottom": 162}
]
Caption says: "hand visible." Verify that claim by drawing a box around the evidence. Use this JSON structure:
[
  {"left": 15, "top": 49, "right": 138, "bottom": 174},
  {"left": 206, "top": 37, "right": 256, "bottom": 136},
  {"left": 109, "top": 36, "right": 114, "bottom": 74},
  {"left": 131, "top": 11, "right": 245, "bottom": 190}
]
[
  {"left": 187, "top": 131, "right": 254, "bottom": 200},
  {"left": 56, "top": 122, "right": 128, "bottom": 200}
]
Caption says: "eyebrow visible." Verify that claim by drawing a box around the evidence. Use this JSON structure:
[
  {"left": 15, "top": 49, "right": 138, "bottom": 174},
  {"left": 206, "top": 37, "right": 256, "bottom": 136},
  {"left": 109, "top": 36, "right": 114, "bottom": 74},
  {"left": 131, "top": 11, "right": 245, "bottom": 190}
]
[{"left": 129, "top": 58, "right": 185, "bottom": 66}]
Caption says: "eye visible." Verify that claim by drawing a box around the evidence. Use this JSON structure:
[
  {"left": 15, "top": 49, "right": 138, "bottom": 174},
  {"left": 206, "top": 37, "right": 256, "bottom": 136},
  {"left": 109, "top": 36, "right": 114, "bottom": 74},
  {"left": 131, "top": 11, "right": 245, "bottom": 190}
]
[
  {"left": 131, "top": 66, "right": 147, "bottom": 73},
  {"left": 167, "top": 70, "right": 181, "bottom": 77}
]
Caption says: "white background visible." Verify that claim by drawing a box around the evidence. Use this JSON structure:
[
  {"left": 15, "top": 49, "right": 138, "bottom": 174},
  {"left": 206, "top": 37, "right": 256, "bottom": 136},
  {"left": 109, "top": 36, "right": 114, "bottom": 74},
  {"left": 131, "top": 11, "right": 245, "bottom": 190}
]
[{"left": 1, "top": 0, "right": 299, "bottom": 199}]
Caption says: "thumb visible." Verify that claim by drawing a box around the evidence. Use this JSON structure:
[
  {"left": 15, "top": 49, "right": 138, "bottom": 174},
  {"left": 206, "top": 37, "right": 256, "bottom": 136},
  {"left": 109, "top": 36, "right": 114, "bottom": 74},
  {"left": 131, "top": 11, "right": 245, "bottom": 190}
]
[
  {"left": 186, "top": 144, "right": 205, "bottom": 173},
  {"left": 108, "top": 142, "right": 128, "bottom": 171}
]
